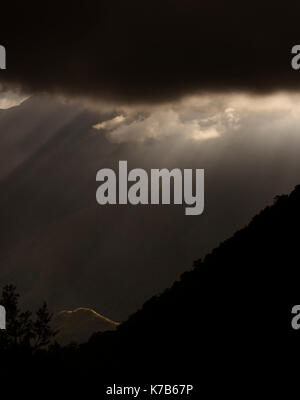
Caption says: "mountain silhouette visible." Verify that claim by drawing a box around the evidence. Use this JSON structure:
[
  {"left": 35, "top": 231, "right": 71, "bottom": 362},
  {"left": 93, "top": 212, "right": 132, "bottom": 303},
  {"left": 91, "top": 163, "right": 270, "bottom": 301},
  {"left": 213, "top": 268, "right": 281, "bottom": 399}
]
[
  {"left": 2, "top": 185, "right": 300, "bottom": 396},
  {"left": 77, "top": 185, "right": 300, "bottom": 386},
  {"left": 53, "top": 308, "right": 118, "bottom": 345}
]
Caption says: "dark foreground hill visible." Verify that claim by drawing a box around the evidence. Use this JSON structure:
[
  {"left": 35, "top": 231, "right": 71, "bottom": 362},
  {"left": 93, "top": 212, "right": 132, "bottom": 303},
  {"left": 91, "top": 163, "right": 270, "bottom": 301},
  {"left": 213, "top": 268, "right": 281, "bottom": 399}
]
[{"left": 2, "top": 185, "right": 300, "bottom": 395}]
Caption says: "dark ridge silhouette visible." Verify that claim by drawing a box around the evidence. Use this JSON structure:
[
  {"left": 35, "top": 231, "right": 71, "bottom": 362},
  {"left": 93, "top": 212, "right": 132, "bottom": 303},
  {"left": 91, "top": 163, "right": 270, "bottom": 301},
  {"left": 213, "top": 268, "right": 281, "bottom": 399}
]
[{"left": 2, "top": 185, "right": 300, "bottom": 395}]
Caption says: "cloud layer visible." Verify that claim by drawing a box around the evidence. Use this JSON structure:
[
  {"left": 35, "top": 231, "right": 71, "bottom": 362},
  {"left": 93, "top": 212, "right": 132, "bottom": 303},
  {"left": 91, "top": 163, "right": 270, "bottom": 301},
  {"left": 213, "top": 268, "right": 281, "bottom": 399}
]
[
  {"left": 93, "top": 96, "right": 239, "bottom": 142},
  {"left": 1, "top": 1, "right": 300, "bottom": 103}
]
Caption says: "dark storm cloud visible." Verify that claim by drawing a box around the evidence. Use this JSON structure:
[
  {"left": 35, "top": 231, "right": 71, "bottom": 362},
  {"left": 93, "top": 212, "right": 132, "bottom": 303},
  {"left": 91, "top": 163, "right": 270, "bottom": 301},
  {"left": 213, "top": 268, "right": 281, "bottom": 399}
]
[{"left": 1, "top": 1, "right": 300, "bottom": 102}]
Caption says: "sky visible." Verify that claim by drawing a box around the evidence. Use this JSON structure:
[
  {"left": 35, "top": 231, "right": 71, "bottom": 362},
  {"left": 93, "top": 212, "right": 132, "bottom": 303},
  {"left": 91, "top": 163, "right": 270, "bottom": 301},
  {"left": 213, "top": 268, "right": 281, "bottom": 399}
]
[{"left": 1, "top": 2, "right": 300, "bottom": 320}]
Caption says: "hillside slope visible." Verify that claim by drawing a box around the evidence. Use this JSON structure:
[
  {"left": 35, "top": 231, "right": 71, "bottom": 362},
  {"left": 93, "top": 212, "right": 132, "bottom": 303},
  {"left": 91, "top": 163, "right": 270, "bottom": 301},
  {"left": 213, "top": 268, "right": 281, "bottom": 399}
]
[
  {"left": 77, "top": 185, "right": 300, "bottom": 385},
  {"left": 3, "top": 185, "right": 300, "bottom": 395}
]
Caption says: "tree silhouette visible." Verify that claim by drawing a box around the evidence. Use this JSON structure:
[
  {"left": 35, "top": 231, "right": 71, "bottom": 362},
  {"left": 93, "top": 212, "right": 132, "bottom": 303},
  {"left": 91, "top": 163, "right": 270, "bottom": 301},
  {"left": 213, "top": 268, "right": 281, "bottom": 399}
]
[{"left": 0, "top": 284, "right": 57, "bottom": 351}]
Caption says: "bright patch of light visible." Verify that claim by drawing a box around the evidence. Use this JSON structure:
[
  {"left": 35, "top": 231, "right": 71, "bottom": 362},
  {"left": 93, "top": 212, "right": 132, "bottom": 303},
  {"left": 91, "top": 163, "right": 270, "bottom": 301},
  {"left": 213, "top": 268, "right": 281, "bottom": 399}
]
[{"left": 0, "top": 89, "right": 28, "bottom": 109}]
